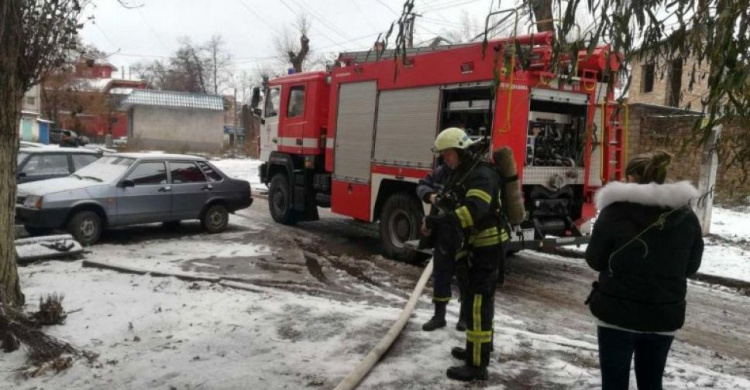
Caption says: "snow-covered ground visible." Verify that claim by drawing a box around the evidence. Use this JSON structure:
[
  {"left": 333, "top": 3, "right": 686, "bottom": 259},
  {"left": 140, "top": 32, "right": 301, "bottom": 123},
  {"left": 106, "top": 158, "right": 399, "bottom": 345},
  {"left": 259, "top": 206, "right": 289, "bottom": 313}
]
[
  {"left": 212, "top": 158, "right": 267, "bottom": 193},
  {"left": 3, "top": 156, "right": 749, "bottom": 389},
  {"left": 5, "top": 222, "right": 749, "bottom": 389}
]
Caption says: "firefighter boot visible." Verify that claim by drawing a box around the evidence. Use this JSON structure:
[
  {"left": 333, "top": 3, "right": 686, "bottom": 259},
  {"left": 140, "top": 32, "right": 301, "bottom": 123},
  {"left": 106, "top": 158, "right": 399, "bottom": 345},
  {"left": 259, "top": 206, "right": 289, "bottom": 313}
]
[
  {"left": 446, "top": 364, "right": 488, "bottom": 381},
  {"left": 451, "top": 346, "right": 467, "bottom": 360},
  {"left": 422, "top": 302, "right": 447, "bottom": 331},
  {"left": 451, "top": 343, "right": 494, "bottom": 359}
]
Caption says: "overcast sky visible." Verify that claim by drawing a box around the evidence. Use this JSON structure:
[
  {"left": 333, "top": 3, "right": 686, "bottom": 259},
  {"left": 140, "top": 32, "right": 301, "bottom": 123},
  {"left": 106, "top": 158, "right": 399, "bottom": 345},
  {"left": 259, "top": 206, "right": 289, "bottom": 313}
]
[{"left": 79, "top": 0, "right": 504, "bottom": 79}]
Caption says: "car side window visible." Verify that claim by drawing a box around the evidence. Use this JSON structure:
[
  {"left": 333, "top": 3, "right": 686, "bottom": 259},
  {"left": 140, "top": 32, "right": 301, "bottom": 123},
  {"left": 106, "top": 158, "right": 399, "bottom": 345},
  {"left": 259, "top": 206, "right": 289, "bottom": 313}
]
[
  {"left": 126, "top": 162, "right": 167, "bottom": 185},
  {"left": 196, "top": 161, "right": 224, "bottom": 182},
  {"left": 72, "top": 154, "right": 99, "bottom": 171},
  {"left": 170, "top": 162, "right": 207, "bottom": 184},
  {"left": 21, "top": 154, "right": 69, "bottom": 176}
]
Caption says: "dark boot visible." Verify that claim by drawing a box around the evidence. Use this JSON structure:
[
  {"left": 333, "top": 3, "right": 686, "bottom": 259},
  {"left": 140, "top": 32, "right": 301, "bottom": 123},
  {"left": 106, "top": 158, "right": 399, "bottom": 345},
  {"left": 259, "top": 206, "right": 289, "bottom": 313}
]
[
  {"left": 446, "top": 364, "right": 488, "bottom": 381},
  {"left": 451, "top": 344, "right": 493, "bottom": 359},
  {"left": 455, "top": 318, "right": 467, "bottom": 331},
  {"left": 422, "top": 302, "right": 447, "bottom": 331}
]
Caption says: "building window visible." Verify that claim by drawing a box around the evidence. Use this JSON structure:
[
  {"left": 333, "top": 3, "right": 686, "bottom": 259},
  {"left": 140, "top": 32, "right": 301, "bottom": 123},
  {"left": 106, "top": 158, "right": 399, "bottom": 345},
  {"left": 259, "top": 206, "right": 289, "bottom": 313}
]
[
  {"left": 25, "top": 96, "right": 35, "bottom": 106},
  {"left": 287, "top": 86, "right": 305, "bottom": 118},
  {"left": 666, "top": 58, "right": 683, "bottom": 107},
  {"left": 641, "top": 63, "right": 655, "bottom": 93}
]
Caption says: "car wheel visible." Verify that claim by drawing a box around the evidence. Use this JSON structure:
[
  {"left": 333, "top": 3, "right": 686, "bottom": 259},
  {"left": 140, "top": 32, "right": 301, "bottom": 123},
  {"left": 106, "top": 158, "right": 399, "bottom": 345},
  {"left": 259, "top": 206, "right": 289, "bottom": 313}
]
[
  {"left": 67, "top": 210, "right": 102, "bottom": 246},
  {"left": 163, "top": 220, "right": 181, "bottom": 230},
  {"left": 268, "top": 173, "right": 296, "bottom": 225},
  {"left": 24, "top": 226, "right": 53, "bottom": 237},
  {"left": 201, "top": 204, "right": 228, "bottom": 233},
  {"left": 380, "top": 193, "right": 422, "bottom": 262}
]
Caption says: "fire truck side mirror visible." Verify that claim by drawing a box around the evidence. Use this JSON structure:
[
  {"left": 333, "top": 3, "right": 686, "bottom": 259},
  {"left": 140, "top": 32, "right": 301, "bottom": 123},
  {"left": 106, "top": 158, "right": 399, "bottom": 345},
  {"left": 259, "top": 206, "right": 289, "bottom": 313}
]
[{"left": 250, "top": 87, "right": 261, "bottom": 109}]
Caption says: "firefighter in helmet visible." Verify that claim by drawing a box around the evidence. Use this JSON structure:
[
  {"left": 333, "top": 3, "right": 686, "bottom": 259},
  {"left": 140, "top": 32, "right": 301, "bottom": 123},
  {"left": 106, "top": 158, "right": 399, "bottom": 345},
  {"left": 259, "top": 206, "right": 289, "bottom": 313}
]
[
  {"left": 421, "top": 127, "right": 509, "bottom": 381},
  {"left": 417, "top": 133, "right": 471, "bottom": 333}
]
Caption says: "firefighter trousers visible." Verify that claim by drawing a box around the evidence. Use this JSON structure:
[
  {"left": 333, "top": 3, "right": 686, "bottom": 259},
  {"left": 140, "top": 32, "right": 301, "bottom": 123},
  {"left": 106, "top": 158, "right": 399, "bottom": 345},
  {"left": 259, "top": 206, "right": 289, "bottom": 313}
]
[
  {"left": 464, "top": 243, "right": 503, "bottom": 368},
  {"left": 432, "top": 225, "right": 468, "bottom": 305}
]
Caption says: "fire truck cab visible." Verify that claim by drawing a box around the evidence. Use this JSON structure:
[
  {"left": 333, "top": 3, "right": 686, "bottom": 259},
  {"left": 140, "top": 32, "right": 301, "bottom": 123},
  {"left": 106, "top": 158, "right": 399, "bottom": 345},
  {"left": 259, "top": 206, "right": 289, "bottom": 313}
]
[{"left": 259, "top": 31, "right": 624, "bottom": 261}]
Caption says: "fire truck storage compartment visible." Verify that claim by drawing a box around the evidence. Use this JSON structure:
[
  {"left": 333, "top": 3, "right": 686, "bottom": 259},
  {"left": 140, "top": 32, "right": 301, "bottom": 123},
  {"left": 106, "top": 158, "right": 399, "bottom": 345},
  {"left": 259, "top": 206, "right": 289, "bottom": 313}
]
[
  {"left": 333, "top": 81, "right": 377, "bottom": 182},
  {"left": 439, "top": 85, "right": 494, "bottom": 139},
  {"left": 331, "top": 81, "right": 377, "bottom": 219},
  {"left": 524, "top": 88, "right": 589, "bottom": 233},
  {"left": 373, "top": 86, "right": 440, "bottom": 168}
]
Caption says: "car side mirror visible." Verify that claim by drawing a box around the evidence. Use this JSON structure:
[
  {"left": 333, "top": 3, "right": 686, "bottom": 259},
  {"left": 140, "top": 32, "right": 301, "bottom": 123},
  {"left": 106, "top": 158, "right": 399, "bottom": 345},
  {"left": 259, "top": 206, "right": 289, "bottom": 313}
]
[{"left": 119, "top": 179, "right": 135, "bottom": 188}]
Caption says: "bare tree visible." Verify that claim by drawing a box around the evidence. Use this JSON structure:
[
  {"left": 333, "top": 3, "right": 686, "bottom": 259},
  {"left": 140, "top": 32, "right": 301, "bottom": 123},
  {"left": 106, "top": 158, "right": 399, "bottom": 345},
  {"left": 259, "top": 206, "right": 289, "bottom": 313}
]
[
  {"left": 0, "top": 0, "right": 83, "bottom": 311},
  {"left": 203, "top": 35, "right": 233, "bottom": 95},
  {"left": 133, "top": 36, "right": 233, "bottom": 94},
  {"left": 274, "top": 14, "right": 312, "bottom": 73}
]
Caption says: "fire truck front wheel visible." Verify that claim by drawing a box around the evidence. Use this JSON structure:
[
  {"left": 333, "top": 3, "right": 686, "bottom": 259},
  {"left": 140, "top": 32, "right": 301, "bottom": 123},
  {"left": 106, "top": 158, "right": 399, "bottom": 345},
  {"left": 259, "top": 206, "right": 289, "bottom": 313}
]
[
  {"left": 269, "top": 173, "right": 296, "bottom": 225},
  {"left": 380, "top": 193, "right": 422, "bottom": 262}
]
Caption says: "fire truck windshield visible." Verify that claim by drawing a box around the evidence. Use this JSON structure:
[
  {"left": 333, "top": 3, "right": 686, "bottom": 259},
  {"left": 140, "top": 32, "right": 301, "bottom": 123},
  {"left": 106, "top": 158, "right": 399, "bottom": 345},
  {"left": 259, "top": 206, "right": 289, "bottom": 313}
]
[{"left": 264, "top": 87, "right": 280, "bottom": 117}]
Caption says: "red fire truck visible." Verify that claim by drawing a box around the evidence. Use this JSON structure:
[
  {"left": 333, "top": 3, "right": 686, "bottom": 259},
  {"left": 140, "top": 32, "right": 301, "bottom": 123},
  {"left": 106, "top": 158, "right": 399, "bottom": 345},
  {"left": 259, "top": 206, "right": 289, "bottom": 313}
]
[{"left": 259, "top": 31, "right": 625, "bottom": 261}]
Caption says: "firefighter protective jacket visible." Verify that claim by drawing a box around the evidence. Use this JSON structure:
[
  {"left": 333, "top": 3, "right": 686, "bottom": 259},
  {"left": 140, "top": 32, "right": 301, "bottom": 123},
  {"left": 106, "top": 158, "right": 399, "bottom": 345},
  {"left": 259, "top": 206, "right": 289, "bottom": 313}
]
[{"left": 425, "top": 161, "right": 509, "bottom": 248}]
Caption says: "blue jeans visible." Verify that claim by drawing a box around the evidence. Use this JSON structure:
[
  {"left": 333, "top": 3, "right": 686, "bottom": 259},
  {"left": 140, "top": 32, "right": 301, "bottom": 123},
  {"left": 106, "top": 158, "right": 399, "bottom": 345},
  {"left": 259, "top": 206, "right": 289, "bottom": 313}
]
[{"left": 597, "top": 326, "right": 674, "bottom": 390}]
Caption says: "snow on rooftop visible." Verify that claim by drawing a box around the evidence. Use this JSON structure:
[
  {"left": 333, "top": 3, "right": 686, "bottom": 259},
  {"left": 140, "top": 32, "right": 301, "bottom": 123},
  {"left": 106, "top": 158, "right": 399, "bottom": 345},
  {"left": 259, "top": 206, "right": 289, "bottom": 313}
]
[{"left": 121, "top": 90, "right": 224, "bottom": 111}]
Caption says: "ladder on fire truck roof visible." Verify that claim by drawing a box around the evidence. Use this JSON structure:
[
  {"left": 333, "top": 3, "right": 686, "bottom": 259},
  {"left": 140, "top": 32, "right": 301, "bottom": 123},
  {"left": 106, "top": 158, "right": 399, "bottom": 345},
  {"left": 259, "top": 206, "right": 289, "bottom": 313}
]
[{"left": 338, "top": 43, "right": 475, "bottom": 65}]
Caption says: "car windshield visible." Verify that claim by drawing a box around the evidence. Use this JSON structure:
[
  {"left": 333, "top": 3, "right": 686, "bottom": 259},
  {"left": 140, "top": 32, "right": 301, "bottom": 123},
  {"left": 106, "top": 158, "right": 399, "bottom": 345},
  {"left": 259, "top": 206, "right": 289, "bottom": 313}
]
[
  {"left": 74, "top": 156, "right": 136, "bottom": 182},
  {"left": 17, "top": 152, "right": 28, "bottom": 166}
]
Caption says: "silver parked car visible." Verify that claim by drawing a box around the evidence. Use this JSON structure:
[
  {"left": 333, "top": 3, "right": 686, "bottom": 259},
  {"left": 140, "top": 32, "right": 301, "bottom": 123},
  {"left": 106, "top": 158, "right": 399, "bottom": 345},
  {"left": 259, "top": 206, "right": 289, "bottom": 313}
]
[
  {"left": 17, "top": 147, "right": 102, "bottom": 184},
  {"left": 16, "top": 153, "right": 253, "bottom": 245}
]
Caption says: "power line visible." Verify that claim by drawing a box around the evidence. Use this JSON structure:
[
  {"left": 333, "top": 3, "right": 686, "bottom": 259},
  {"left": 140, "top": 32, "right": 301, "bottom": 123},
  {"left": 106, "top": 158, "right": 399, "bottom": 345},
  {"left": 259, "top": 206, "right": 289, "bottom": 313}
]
[
  {"left": 136, "top": 7, "right": 169, "bottom": 52},
  {"left": 93, "top": 21, "right": 120, "bottom": 51},
  {"left": 235, "top": 0, "right": 281, "bottom": 35},
  {"left": 423, "top": 0, "right": 483, "bottom": 14},
  {"left": 375, "top": 0, "right": 399, "bottom": 16},
  {"left": 287, "top": 0, "right": 353, "bottom": 43},
  {"left": 277, "top": 0, "right": 348, "bottom": 50},
  {"left": 352, "top": 0, "right": 380, "bottom": 31}
]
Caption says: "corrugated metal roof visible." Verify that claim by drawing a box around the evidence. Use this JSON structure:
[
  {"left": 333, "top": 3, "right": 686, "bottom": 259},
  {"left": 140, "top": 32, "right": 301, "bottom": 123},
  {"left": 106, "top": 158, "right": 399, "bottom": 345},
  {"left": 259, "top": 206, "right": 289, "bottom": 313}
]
[{"left": 121, "top": 90, "right": 224, "bottom": 111}]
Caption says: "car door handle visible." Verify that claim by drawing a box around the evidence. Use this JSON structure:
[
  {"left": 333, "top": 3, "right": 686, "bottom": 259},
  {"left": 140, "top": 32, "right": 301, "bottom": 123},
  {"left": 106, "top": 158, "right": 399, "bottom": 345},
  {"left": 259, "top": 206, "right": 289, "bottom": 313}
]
[
  {"left": 201, "top": 184, "right": 213, "bottom": 191},
  {"left": 159, "top": 186, "right": 172, "bottom": 192}
]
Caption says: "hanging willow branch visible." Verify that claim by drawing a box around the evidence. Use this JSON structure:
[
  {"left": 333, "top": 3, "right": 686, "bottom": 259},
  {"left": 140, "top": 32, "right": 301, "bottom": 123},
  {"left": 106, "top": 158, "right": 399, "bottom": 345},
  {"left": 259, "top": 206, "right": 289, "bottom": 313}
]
[{"left": 540, "top": 0, "right": 749, "bottom": 168}]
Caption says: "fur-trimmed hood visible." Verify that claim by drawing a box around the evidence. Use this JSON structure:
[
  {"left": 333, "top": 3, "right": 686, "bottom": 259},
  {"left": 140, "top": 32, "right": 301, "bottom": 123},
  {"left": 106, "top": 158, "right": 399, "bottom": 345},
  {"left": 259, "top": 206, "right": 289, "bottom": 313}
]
[{"left": 595, "top": 181, "right": 699, "bottom": 211}]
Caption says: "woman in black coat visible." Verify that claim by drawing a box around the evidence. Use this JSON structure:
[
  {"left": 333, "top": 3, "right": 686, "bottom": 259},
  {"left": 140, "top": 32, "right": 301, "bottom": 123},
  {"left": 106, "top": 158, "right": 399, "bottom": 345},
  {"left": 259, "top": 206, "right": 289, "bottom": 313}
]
[{"left": 585, "top": 150, "right": 704, "bottom": 390}]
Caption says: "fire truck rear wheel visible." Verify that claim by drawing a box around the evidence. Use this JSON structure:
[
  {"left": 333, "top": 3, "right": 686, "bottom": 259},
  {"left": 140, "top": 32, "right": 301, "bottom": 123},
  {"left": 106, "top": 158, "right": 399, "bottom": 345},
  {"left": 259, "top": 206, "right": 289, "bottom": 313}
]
[
  {"left": 380, "top": 193, "right": 422, "bottom": 262},
  {"left": 269, "top": 173, "right": 296, "bottom": 225}
]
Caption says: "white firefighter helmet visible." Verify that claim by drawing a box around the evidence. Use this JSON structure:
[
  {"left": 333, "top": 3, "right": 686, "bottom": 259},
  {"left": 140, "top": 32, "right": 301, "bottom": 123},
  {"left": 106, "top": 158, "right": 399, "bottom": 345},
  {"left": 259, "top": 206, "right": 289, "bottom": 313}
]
[{"left": 433, "top": 127, "right": 474, "bottom": 153}]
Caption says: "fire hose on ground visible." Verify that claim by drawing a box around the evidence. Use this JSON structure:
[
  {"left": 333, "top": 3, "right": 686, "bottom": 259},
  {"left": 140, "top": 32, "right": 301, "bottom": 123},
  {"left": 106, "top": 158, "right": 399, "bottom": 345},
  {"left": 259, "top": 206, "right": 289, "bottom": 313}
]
[{"left": 332, "top": 258, "right": 434, "bottom": 390}]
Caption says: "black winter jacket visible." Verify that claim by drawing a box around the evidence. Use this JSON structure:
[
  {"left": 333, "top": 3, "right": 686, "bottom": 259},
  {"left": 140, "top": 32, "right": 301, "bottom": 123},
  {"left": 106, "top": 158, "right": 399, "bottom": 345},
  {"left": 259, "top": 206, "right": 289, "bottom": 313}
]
[{"left": 585, "top": 181, "right": 704, "bottom": 332}]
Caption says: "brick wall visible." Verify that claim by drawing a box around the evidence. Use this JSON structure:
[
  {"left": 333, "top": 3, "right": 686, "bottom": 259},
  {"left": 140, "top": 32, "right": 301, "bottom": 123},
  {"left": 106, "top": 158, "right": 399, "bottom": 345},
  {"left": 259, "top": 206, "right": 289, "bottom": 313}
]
[
  {"left": 626, "top": 105, "right": 750, "bottom": 205},
  {"left": 628, "top": 55, "right": 711, "bottom": 110}
]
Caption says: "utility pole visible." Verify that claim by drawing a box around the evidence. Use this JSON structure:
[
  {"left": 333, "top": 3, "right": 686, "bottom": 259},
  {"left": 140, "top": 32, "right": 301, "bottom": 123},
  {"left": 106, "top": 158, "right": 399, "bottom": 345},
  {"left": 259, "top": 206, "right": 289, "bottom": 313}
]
[
  {"left": 233, "top": 88, "right": 238, "bottom": 156},
  {"left": 405, "top": 14, "right": 421, "bottom": 49}
]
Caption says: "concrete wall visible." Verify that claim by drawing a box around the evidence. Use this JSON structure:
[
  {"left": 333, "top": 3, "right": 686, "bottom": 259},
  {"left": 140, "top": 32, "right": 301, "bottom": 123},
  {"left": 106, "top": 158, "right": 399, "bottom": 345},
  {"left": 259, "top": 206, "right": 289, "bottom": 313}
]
[
  {"left": 22, "top": 85, "right": 41, "bottom": 114},
  {"left": 131, "top": 106, "right": 224, "bottom": 153}
]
